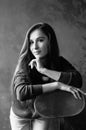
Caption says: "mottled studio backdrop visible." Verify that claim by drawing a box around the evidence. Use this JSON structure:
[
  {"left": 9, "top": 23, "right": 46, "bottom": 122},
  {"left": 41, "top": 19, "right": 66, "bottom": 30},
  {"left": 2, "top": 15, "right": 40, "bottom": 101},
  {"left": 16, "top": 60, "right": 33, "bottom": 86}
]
[{"left": 0, "top": 0, "right": 86, "bottom": 129}]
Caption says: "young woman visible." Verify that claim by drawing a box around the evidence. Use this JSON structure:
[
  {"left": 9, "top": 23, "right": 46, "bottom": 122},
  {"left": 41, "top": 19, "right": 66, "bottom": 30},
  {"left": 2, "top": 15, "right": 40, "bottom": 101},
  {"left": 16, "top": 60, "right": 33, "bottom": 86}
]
[{"left": 10, "top": 22, "right": 83, "bottom": 130}]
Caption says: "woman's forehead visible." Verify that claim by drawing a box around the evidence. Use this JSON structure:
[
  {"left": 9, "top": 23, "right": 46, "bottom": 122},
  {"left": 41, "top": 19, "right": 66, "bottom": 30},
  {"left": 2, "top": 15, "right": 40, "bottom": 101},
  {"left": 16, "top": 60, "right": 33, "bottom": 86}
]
[{"left": 30, "top": 29, "right": 47, "bottom": 40}]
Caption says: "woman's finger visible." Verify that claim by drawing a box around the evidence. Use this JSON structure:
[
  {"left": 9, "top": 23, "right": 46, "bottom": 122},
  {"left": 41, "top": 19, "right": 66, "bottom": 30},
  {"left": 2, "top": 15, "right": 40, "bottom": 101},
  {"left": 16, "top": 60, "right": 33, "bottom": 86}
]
[
  {"left": 75, "top": 91, "right": 81, "bottom": 99},
  {"left": 73, "top": 89, "right": 81, "bottom": 100},
  {"left": 77, "top": 88, "right": 86, "bottom": 96},
  {"left": 70, "top": 90, "right": 78, "bottom": 99},
  {"left": 68, "top": 87, "right": 80, "bottom": 99},
  {"left": 29, "top": 59, "right": 37, "bottom": 69}
]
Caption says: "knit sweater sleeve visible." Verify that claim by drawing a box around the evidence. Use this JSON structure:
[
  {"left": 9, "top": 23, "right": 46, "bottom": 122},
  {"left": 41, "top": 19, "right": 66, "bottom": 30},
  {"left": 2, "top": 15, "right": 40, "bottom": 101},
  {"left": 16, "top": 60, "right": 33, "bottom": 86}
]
[
  {"left": 58, "top": 56, "right": 82, "bottom": 88},
  {"left": 13, "top": 62, "right": 43, "bottom": 101}
]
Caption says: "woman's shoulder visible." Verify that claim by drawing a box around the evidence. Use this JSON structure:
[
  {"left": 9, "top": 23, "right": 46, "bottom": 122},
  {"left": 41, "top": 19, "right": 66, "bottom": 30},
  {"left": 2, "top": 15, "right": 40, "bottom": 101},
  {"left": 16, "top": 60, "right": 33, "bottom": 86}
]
[
  {"left": 57, "top": 56, "right": 69, "bottom": 65},
  {"left": 58, "top": 56, "right": 68, "bottom": 62},
  {"left": 55, "top": 56, "right": 75, "bottom": 71}
]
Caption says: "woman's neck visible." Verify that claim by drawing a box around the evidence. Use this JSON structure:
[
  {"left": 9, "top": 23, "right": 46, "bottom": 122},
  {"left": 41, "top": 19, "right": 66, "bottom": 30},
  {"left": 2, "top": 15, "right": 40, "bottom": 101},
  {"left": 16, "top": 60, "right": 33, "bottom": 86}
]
[{"left": 37, "top": 55, "right": 50, "bottom": 68}]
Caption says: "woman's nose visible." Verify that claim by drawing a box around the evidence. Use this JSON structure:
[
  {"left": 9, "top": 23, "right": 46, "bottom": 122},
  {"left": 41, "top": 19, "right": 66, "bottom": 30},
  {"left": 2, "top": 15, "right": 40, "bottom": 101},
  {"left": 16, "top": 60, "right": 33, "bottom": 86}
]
[{"left": 34, "top": 42, "right": 38, "bottom": 49}]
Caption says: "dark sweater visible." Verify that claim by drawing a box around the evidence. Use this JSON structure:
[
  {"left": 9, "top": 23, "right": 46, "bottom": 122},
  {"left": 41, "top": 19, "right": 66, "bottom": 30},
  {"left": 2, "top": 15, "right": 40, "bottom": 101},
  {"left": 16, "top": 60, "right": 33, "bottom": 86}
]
[{"left": 11, "top": 56, "right": 82, "bottom": 119}]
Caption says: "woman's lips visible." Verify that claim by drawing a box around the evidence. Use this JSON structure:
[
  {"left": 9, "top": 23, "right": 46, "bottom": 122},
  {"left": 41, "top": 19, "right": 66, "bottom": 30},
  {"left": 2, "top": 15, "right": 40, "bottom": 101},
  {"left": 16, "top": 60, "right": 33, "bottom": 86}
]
[{"left": 33, "top": 50, "right": 41, "bottom": 55}]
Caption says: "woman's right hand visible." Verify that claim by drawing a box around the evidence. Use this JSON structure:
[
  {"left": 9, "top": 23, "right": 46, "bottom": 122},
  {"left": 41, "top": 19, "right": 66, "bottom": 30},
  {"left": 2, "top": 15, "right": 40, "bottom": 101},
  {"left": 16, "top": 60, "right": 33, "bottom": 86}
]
[
  {"left": 29, "top": 59, "right": 46, "bottom": 74},
  {"left": 58, "top": 82, "right": 86, "bottom": 100}
]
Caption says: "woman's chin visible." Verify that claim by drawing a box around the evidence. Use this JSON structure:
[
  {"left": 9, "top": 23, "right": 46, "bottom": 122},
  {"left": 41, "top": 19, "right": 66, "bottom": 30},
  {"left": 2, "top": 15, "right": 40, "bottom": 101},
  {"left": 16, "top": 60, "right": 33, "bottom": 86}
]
[
  {"left": 35, "top": 55, "right": 41, "bottom": 60},
  {"left": 35, "top": 54, "right": 48, "bottom": 60}
]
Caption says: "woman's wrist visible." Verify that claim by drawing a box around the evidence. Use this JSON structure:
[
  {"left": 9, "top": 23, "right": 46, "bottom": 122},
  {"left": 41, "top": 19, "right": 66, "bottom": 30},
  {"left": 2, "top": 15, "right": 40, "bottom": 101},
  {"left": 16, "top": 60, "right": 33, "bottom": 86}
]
[
  {"left": 40, "top": 67, "right": 47, "bottom": 74},
  {"left": 42, "top": 68, "right": 61, "bottom": 81},
  {"left": 42, "top": 82, "right": 59, "bottom": 93},
  {"left": 58, "top": 82, "right": 71, "bottom": 91}
]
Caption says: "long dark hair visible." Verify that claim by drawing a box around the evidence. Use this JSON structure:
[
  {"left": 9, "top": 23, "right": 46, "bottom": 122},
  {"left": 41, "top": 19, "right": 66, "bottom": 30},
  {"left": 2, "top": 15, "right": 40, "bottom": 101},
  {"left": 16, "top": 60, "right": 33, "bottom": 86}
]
[
  {"left": 13, "top": 23, "right": 60, "bottom": 79},
  {"left": 19, "top": 22, "right": 60, "bottom": 66},
  {"left": 11, "top": 23, "right": 60, "bottom": 94}
]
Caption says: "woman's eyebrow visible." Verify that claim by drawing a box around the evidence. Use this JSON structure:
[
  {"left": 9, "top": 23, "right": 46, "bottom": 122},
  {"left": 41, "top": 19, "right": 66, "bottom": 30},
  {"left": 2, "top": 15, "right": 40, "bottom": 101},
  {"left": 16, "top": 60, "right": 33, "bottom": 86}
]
[
  {"left": 37, "top": 36, "right": 45, "bottom": 39},
  {"left": 30, "top": 36, "right": 45, "bottom": 41}
]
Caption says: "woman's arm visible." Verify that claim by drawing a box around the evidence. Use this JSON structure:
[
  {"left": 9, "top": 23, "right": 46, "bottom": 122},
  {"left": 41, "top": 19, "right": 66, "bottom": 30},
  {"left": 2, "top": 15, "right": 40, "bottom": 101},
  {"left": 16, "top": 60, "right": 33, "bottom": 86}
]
[
  {"left": 30, "top": 57, "right": 82, "bottom": 88},
  {"left": 13, "top": 59, "right": 60, "bottom": 101},
  {"left": 14, "top": 57, "right": 82, "bottom": 102},
  {"left": 42, "top": 68, "right": 82, "bottom": 88},
  {"left": 42, "top": 82, "right": 82, "bottom": 99},
  {"left": 14, "top": 74, "right": 60, "bottom": 101},
  {"left": 14, "top": 73, "right": 82, "bottom": 102}
]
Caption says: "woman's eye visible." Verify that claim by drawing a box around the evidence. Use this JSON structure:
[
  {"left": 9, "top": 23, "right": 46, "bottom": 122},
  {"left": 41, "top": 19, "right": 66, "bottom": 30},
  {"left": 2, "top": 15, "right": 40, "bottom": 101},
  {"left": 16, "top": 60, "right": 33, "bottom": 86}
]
[
  {"left": 30, "top": 40, "right": 34, "bottom": 44},
  {"left": 39, "top": 39, "right": 44, "bottom": 42}
]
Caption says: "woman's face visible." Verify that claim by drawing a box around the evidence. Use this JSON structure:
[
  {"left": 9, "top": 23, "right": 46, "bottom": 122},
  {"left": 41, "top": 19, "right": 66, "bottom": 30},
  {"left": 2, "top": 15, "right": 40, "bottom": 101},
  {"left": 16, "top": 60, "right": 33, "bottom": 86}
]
[{"left": 30, "top": 29, "right": 49, "bottom": 59}]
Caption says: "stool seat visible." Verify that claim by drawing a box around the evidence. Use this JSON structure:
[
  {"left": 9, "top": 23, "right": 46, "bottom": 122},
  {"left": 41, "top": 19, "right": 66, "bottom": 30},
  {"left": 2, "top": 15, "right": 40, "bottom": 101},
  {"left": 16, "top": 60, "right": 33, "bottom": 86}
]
[{"left": 34, "top": 90, "right": 85, "bottom": 118}]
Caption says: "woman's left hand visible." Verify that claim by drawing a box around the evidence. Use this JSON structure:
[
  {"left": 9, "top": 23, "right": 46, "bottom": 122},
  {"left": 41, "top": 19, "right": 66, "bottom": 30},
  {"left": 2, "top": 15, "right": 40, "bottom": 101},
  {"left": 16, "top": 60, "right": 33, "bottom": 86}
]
[{"left": 59, "top": 82, "right": 86, "bottom": 100}]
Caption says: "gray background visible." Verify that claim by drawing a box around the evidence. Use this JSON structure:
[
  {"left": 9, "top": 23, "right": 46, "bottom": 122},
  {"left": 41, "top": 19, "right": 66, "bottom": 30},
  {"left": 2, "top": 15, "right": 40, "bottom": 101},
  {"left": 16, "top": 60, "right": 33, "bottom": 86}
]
[{"left": 0, "top": 0, "right": 86, "bottom": 129}]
